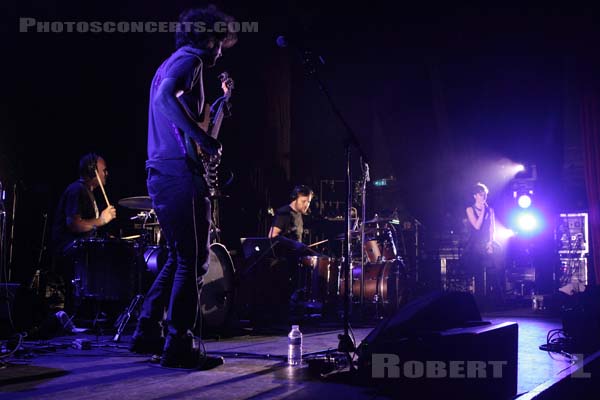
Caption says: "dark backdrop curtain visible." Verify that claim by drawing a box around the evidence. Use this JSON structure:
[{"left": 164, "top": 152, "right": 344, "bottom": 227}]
[{"left": 581, "top": 90, "right": 600, "bottom": 286}]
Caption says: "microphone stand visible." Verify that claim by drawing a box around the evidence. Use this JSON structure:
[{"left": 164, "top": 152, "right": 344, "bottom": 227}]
[
  {"left": 360, "top": 160, "right": 370, "bottom": 307},
  {"left": 296, "top": 49, "right": 370, "bottom": 369}
]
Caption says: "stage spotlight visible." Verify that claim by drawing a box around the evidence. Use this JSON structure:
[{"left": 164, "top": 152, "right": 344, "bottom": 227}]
[
  {"left": 508, "top": 208, "right": 545, "bottom": 237},
  {"left": 517, "top": 213, "right": 537, "bottom": 232},
  {"left": 514, "top": 164, "right": 537, "bottom": 180},
  {"left": 517, "top": 194, "right": 532, "bottom": 208}
]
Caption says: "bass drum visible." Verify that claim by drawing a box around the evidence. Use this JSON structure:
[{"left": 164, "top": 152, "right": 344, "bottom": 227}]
[
  {"left": 72, "top": 237, "right": 140, "bottom": 301},
  {"left": 142, "top": 243, "right": 236, "bottom": 332},
  {"left": 199, "top": 243, "right": 236, "bottom": 332},
  {"left": 338, "top": 259, "right": 406, "bottom": 313}
]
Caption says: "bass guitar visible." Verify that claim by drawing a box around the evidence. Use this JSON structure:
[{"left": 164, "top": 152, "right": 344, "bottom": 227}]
[{"left": 184, "top": 72, "right": 234, "bottom": 197}]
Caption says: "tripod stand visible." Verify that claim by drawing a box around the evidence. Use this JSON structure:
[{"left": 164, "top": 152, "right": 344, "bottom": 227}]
[{"left": 113, "top": 294, "right": 144, "bottom": 342}]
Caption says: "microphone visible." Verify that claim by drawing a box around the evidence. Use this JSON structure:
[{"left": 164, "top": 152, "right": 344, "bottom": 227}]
[
  {"left": 275, "top": 35, "right": 292, "bottom": 48},
  {"left": 276, "top": 35, "right": 308, "bottom": 51},
  {"left": 275, "top": 35, "right": 325, "bottom": 65}
]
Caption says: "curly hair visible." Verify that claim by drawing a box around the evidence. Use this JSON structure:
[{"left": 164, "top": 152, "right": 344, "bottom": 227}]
[{"left": 175, "top": 4, "right": 238, "bottom": 50}]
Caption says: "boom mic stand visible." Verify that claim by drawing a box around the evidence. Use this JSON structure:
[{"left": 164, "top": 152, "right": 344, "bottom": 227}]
[
  {"left": 359, "top": 160, "right": 370, "bottom": 307},
  {"left": 290, "top": 45, "right": 370, "bottom": 369}
]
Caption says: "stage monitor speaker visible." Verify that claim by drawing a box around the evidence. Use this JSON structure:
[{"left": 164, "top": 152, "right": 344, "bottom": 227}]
[
  {"left": 360, "top": 290, "right": 483, "bottom": 346},
  {"left": 356, "top": 290, "right": 518, "bottom": 399}
]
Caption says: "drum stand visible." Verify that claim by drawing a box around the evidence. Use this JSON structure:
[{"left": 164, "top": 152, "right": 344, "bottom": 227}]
[
  {"left": 113, "top": 294, "right": 144, "bottom": 342},
  {"left": 113, "top": 231, "right": 155, "bottom": 342}
]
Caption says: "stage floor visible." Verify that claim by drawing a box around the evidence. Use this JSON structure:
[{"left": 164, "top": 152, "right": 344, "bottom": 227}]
[{"left": 0, "top": 309, "right": 574, "bottom": 399}]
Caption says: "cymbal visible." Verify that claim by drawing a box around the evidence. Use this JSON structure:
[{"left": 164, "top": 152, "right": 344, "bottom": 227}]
[
  {"left": 334, "top": 229, "right": 374, "bottom": 240},
  {"left": 118, "top": 196, "right": 153, "bottom": 210},
  {"left": 121, "top": 235, "right": 141, "bottom": 240},
  {"left": 363, "top": 216, "right": 400, "bottom": 225}
]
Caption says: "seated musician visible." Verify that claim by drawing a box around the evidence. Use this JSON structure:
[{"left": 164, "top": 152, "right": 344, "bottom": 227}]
[
  {"left": 267, "top": 185, "right": 318, "bottom": 318},
  {"left": 50, "top": 153, "right": 117, "bottom": 312},
  {"left": 269, "top": 185, "right": 314, "bottom": 243}
]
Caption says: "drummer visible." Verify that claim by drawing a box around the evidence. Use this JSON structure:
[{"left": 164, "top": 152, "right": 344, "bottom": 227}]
[
  {"left": 268, "top": 185, "right": 322, "bottom": 317},
  {"left": 50, "top": 153, "right": 117, "bottom": 312},
  {"left": 268, "top": 185, "right": 313, "bottom": 243},
  {"left": 51, "top": 153, "right": 117, "bottom": 254}
]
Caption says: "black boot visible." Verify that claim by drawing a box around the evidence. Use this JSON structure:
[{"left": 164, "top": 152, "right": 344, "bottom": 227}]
[
  {"left": 160, "top": 332, "right": 224, "bottom": 370},
  {"left": 129, "top": 318, "right": 165, "bottom": 355}
]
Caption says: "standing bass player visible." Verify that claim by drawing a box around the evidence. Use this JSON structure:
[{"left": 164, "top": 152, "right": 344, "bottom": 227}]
[{"left": 129, "top": 5, "right": 237, "bottom": 370}]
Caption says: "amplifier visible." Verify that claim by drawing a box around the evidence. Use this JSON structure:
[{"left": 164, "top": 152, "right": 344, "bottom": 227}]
[{"left": 557, "top": 213, "right": 589, "bottom": 254}]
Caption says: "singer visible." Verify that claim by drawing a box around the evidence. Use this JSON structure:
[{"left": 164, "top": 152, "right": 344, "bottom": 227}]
[{"left": 462, "top": 182, "right": 503, "bottom": 310}]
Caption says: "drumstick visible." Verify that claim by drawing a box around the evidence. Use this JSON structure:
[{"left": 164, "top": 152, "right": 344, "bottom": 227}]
[
  {"left": 94, "top": 168, "right": 111, "bottom": 206},
  {"left": 308, "top": 239, "right": 329, "bottom": 247}
]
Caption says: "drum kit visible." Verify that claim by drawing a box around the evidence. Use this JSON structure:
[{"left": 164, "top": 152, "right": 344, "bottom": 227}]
[
  {"left": 296, "top": 215, "right": 408, "bottom": 317},
  {"left": 70, "top": 192, "right": 408, "bottom": 329},
  {"left": 69, "top": 197, "right": 156, "bottom": 303},
  {"left": 70, "top": 195, "right": 236, "bottom": 332}
]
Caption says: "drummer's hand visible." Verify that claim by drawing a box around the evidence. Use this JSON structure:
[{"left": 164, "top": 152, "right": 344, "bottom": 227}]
[{"left": 101, "top": 206, "right": 117, "bottom": 225}]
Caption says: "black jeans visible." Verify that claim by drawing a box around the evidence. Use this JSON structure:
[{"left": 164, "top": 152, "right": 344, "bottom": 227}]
[
  {"left": 136, "top": 170, "right": 211, "bottom": 338},
  {"left": 462, "top": 246, "right": 504, "bottom": 308}
]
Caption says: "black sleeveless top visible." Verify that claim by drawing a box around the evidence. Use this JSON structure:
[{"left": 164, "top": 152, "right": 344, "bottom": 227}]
[{"left": 466, "top": 206, "right": 492, "bottom": 255}]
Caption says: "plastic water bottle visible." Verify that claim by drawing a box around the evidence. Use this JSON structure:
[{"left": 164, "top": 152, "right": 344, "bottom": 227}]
[{"left": 287, "top": 325, "right": 303, "bottom": 366}]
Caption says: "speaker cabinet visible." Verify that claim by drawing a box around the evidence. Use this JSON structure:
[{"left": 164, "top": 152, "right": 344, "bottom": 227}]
[{"left": 357, "top": 290, "right": 518, "bottom": 399}]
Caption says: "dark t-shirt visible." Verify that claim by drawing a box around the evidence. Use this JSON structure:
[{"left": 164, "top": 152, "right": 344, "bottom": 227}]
[
  {"left": 271, "top": 205, "right": 304, "bottom": 242},
  {"left": 146, "top": 45, "right": 205, "bottom": 178},
  {"left": 51, "top": 180, "right": 99, "bottom": 254}
]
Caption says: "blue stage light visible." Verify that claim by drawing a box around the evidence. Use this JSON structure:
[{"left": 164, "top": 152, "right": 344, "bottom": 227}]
[
  {"left": 517, "top": 213, "right": 537, "bottom": 231},
  {"left": 509, "top": 208, "right": 545, "bottom": 237}
]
